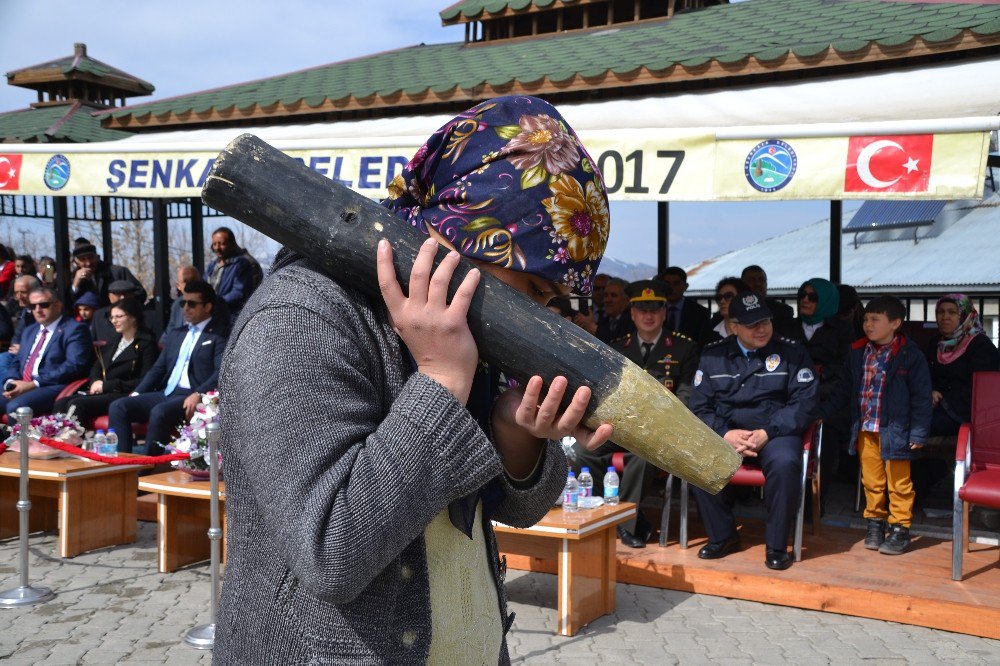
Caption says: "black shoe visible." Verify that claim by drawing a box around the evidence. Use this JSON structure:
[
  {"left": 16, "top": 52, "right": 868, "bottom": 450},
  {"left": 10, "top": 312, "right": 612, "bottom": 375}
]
[
  {"left": 617, "top": 525, "right": 646, "bottom": 549},
  {"left": 864, "top": 519, "right": 886, "bottom": 550},
  {"left": 634, "top": 512, "right": 652, "bottom": 543},
  {"left": 697, "top": 536, "right": 741, "bottom": 560},
  {"left": 765, "top": 548, "right": 793, "bottom": 570},
  {"left": 879, "top": 524, "right": 911, "bottom": 555}
]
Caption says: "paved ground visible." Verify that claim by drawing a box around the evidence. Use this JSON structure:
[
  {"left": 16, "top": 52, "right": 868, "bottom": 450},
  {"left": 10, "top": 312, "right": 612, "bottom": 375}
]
[{"left": 2, "top": 523, "right": 1000, "bottom": 664}]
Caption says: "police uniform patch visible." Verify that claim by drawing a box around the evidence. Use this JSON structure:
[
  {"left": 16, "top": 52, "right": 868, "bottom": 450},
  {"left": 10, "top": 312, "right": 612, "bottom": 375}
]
[
  {"left": 694, "top": 370, "right": 703, "bottom": 387},
  {"left": 796, "top": 368, "right": 815, "bottom": 383},
  {"left": 765, "top": 354, "right": 780, "bottom": 372}
]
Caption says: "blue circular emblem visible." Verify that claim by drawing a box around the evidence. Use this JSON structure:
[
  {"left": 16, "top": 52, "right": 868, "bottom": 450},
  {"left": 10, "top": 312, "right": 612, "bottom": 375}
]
[
  {"left": 44, "top": 154, "right": 71, "bottom": 191},
  {"left": 744, "top": 140, "right": 797, "bottom": 192}
]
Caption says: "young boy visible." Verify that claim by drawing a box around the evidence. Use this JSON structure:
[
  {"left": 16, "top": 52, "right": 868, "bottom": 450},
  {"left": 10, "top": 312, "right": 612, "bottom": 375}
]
[{"left": 847, "top": 296, "right": 932, "bottom": 555}]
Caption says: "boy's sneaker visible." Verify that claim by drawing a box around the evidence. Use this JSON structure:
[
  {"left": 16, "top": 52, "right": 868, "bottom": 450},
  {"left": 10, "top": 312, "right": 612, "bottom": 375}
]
[
  {"left": 864, "top": 519, "right": 886, "bottom": 550},
  {"left": 879, "top": 524, "right": 911, "bottom": 555}
]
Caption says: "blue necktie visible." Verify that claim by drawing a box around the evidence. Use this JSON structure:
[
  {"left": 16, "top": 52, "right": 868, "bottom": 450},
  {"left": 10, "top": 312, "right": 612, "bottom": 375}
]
[{"left": 164, "top": 325, "right": 197, "bottom": 395}]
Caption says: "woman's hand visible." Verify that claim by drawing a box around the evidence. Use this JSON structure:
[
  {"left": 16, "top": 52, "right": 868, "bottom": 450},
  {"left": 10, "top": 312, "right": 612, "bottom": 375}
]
[
  {"left": 931, "top": 390, "right": 943, "bottom": 408},
  {"left": 377, "top": 238, "right": 481, "bottom": 405},
  {"left": 89, "top": 380, "right": 104, "bottom": 395},
  {"left": 495, "top": 376, "right": 613, "bottom": 449},
  {"left": 491, "top": 375, "right": 612, "bottom": 479}
]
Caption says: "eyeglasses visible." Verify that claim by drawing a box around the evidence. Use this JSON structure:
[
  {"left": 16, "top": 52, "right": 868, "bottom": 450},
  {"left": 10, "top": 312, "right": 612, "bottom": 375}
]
[
  {"left": 715, "top": 293, "right": 735, "bottom": 304},
  {"left": 109, "top": 314, "right": 129, "bottom": 321},
  {"left": 797, "top": 290, "right": 819, "bottom": 303},
  {"left": 179, "top": 299, "right": 205, "bottom": 308},
  {"left": 30, "top": 302, "right": 53, "bottom": 310}
]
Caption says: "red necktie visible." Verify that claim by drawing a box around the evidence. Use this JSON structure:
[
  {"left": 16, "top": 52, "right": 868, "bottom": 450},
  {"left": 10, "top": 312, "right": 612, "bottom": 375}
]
[{"left": 22, "top": 327, "right": 48, "bottom": 382}]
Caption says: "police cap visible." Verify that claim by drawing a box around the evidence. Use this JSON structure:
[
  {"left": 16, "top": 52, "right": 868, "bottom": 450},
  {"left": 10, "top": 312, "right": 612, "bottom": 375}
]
[{"left": 729, "top": 290, "right": 773, "bottom": 325}]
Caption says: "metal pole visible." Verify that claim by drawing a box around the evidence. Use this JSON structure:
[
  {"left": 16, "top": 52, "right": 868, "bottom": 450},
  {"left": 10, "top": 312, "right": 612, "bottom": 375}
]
[
  {"left": 0, "top": 407, "right": 54, "bottom": 608},
  {"left": 185, "top": 421, "right": 222, "bottom": 649},
  {"left": 100, "top": 196, "right": 114, "bottom": 266},
  {"left": 657, "top": 201, "right": 669, "bottom": 276},
  {"left": 152, "top": 200, "right": 171, "bottom": 330},
  {"left": 53, "top": 197, "right": 70, "bottom": 299},
  {"left": 829, "top": 200, "right": 843, "bottom": 284},
  {"left": 190, "top": 198, "right": 205, "bottom": 275}
]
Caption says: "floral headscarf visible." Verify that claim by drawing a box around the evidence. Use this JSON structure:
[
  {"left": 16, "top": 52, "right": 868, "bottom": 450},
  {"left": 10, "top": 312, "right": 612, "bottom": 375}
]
[
  {"left": 381, "top": 96, "right": 608, "bottom": 294},
  {"left": 937, "top": 293, "right": 985, "bottom": 364}
]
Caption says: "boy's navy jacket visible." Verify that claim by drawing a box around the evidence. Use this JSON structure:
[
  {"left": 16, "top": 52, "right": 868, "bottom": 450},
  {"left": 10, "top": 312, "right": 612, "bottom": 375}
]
[{"left": 847, "top": 335, "right": 932, "bottom": 460}]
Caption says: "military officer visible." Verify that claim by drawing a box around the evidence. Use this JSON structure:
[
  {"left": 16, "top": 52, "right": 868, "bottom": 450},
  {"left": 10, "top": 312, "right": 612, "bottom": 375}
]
[
  {"left": 575, "top": 280, "right": 699, "bottom": 548},
  {"left": 688, "top": 291, "right": 818, "bottom": 570}
]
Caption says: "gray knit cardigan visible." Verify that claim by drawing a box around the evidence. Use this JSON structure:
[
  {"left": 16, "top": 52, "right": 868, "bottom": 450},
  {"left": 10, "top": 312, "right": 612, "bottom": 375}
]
[{"left": 214, "top": 257, "right": 567, "bottom": 665}]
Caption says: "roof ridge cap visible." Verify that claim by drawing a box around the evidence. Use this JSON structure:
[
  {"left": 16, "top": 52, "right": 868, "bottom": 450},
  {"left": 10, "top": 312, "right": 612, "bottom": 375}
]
[{"left": 45, "top": 101, "right": 82, "bottom": 138}]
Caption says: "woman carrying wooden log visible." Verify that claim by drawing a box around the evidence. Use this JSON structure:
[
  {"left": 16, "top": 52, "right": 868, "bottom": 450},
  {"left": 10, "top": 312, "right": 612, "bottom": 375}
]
[{"left": 214, "top": 96, "right": 612, "bottom": 664}]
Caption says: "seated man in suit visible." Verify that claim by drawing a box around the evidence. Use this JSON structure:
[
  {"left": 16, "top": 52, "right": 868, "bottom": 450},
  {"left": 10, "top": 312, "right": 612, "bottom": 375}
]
[
  {"left": 594, "top": 277, "right": 635, "bottom": 343},
  {"left": 659, "top": 266, "right": 712, "bottom": 344},
  {"left": 1, "top": 286, "right": 93, "bottom": 416},
  {"left": 108, "top": 280, "right": 228, "bottom": 455}
]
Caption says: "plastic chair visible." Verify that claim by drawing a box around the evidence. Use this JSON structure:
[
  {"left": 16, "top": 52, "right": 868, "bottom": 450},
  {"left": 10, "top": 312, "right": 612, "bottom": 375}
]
[
  {"left": 952, "top": 371, "right": 1000, "bottom": 581},
  {"left": 679, "top": 420, "right": 823, "bottom": 562},
  {"left": 610, "top": 451, "right": 687, "bottom": 547}
]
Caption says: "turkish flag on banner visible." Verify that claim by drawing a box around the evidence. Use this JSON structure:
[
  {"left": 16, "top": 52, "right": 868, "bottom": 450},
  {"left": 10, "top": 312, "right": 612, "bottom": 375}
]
[
  {"left": 0, "top": 154, "right": 22, "bottom": 191},
  {"left": 844, "top": 135, "right": 933, "bottom": 193}
]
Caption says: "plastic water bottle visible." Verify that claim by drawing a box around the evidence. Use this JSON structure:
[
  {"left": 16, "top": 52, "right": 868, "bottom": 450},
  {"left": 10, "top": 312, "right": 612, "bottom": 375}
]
[
  {"left": 578, "top": 467, "right": 594, "bottom": 499},
  {"left": 94, "top": 430, "right": 108, "bottom": 456},
  {"left": 562, "top": 471, "right": 580, "bottom": 513},
  {"left": 604, "top": 466, "right": 620, "bottom": 505},
  {"left": 105, "top": 428, "right": 119, "bottom": 456}
]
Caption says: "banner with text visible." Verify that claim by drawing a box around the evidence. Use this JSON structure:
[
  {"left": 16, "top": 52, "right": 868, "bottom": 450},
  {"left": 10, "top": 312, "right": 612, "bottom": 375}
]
[{"left": 0, "top": 130, "right": 987, "bottom": 201}]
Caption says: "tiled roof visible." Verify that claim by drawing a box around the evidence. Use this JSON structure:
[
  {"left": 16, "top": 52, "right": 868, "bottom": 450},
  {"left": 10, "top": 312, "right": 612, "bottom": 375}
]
[
  {"left": 103, "top": 0, "right": 1000, "bottom": 130},
  {"left": 441, "top": 0, "right": 564, "bottom": 22},
  {"left": 6, "top": 45, "right": 154, "bottom": 96},
  {"left": 0, "top": 104, "right": 133, "bottom": 143}
]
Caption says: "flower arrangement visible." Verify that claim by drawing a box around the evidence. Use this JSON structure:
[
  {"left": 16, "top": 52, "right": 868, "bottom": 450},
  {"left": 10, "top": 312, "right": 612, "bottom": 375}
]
[
  {"left": 165, "top": 391, "right": 220, "bottom": 474},
  {"left": 4, "top": 413, "right": 85, "bottom": 459}
]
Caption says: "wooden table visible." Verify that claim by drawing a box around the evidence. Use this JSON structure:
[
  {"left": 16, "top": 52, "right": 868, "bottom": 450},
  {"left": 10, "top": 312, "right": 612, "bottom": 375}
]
[
  {"left": 493, "top": 501, "right": 636, "bottom": 636},
  {"left": 0, "top": 451, "right": 150, "bottom": 558},
  {"left": 138, "top": 471, "right": 226, "bottom": 573}
]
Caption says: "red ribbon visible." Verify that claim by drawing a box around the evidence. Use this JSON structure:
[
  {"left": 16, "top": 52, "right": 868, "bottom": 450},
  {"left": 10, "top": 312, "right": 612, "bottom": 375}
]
[{"left": 1, "top": 436, "right": 191, "bottom": 466}]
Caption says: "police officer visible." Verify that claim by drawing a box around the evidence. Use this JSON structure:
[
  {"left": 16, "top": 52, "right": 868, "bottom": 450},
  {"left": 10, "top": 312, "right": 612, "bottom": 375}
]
[
  {"left": 575, "top": 280, "right": 698, "bottom": 548},
  {"left": 689, "top": 291, "right": 818, "bottom": 570}
]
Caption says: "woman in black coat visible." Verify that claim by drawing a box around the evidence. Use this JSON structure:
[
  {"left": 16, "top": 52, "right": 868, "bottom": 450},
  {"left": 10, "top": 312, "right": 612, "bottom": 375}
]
[
  {"left": 53, "top": 297, "right": 159, "bottom": 424},
  {"left": 925, "top": 294, "right": 1000, "bottom": 436},
  {"left": 778, "top": 278, "right": 854, "bottom": 496}
]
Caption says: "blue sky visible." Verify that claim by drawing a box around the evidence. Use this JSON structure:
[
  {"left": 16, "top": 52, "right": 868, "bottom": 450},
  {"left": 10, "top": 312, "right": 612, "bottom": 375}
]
[{"left": 0, "top": 0, "right": 837, "bottom": 270}]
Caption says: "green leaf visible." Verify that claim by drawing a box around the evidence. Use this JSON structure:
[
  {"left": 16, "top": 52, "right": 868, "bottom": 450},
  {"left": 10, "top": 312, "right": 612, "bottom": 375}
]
[
  {"left": 581, "top": 158, "right": 593, "bottom": 174},
  {"left": 520, "top": 165, "right": 548, "bottom": 190},
  {"left": 495, "top": 125, "right": 522, "bottom": 140},
  {"left": 460, "top": 216, "right": 501, "bottom": 233}
]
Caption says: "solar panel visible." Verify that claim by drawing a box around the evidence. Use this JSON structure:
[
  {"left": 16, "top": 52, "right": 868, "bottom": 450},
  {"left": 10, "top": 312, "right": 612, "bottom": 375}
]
[{"left": 844, "top": 200, "right": 947, "bottom": 233}]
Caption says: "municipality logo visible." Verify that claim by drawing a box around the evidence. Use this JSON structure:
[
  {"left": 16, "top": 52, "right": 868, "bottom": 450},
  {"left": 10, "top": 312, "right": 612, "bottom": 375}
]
[
  {"left": 44, "top": 154, "right": 71, "bottom": 191},
  {"left": 744, "top": 140, "right": 797, "bottom": 193}
]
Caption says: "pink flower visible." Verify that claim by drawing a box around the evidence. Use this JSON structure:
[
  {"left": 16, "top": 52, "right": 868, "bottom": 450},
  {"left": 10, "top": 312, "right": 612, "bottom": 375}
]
[{"left": 503, "top": 114, "right": 580, "bottom": 176}]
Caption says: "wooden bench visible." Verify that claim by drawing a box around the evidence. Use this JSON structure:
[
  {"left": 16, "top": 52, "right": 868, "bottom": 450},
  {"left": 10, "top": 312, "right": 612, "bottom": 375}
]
[
  {"left": 0, "top": 451, "right": 150, "bottom": 558},
  {"left": 493, "top": 501, "right": 636, "bottom": 636},
  {"left": 137, "top": 471, "right": 226, "bottom": 573}
]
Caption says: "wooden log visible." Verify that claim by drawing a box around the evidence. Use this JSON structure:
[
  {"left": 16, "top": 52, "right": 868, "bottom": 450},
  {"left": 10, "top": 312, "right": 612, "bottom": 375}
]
[{"left": 201, "top": 134, "right": 740, "bottom": 493}]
